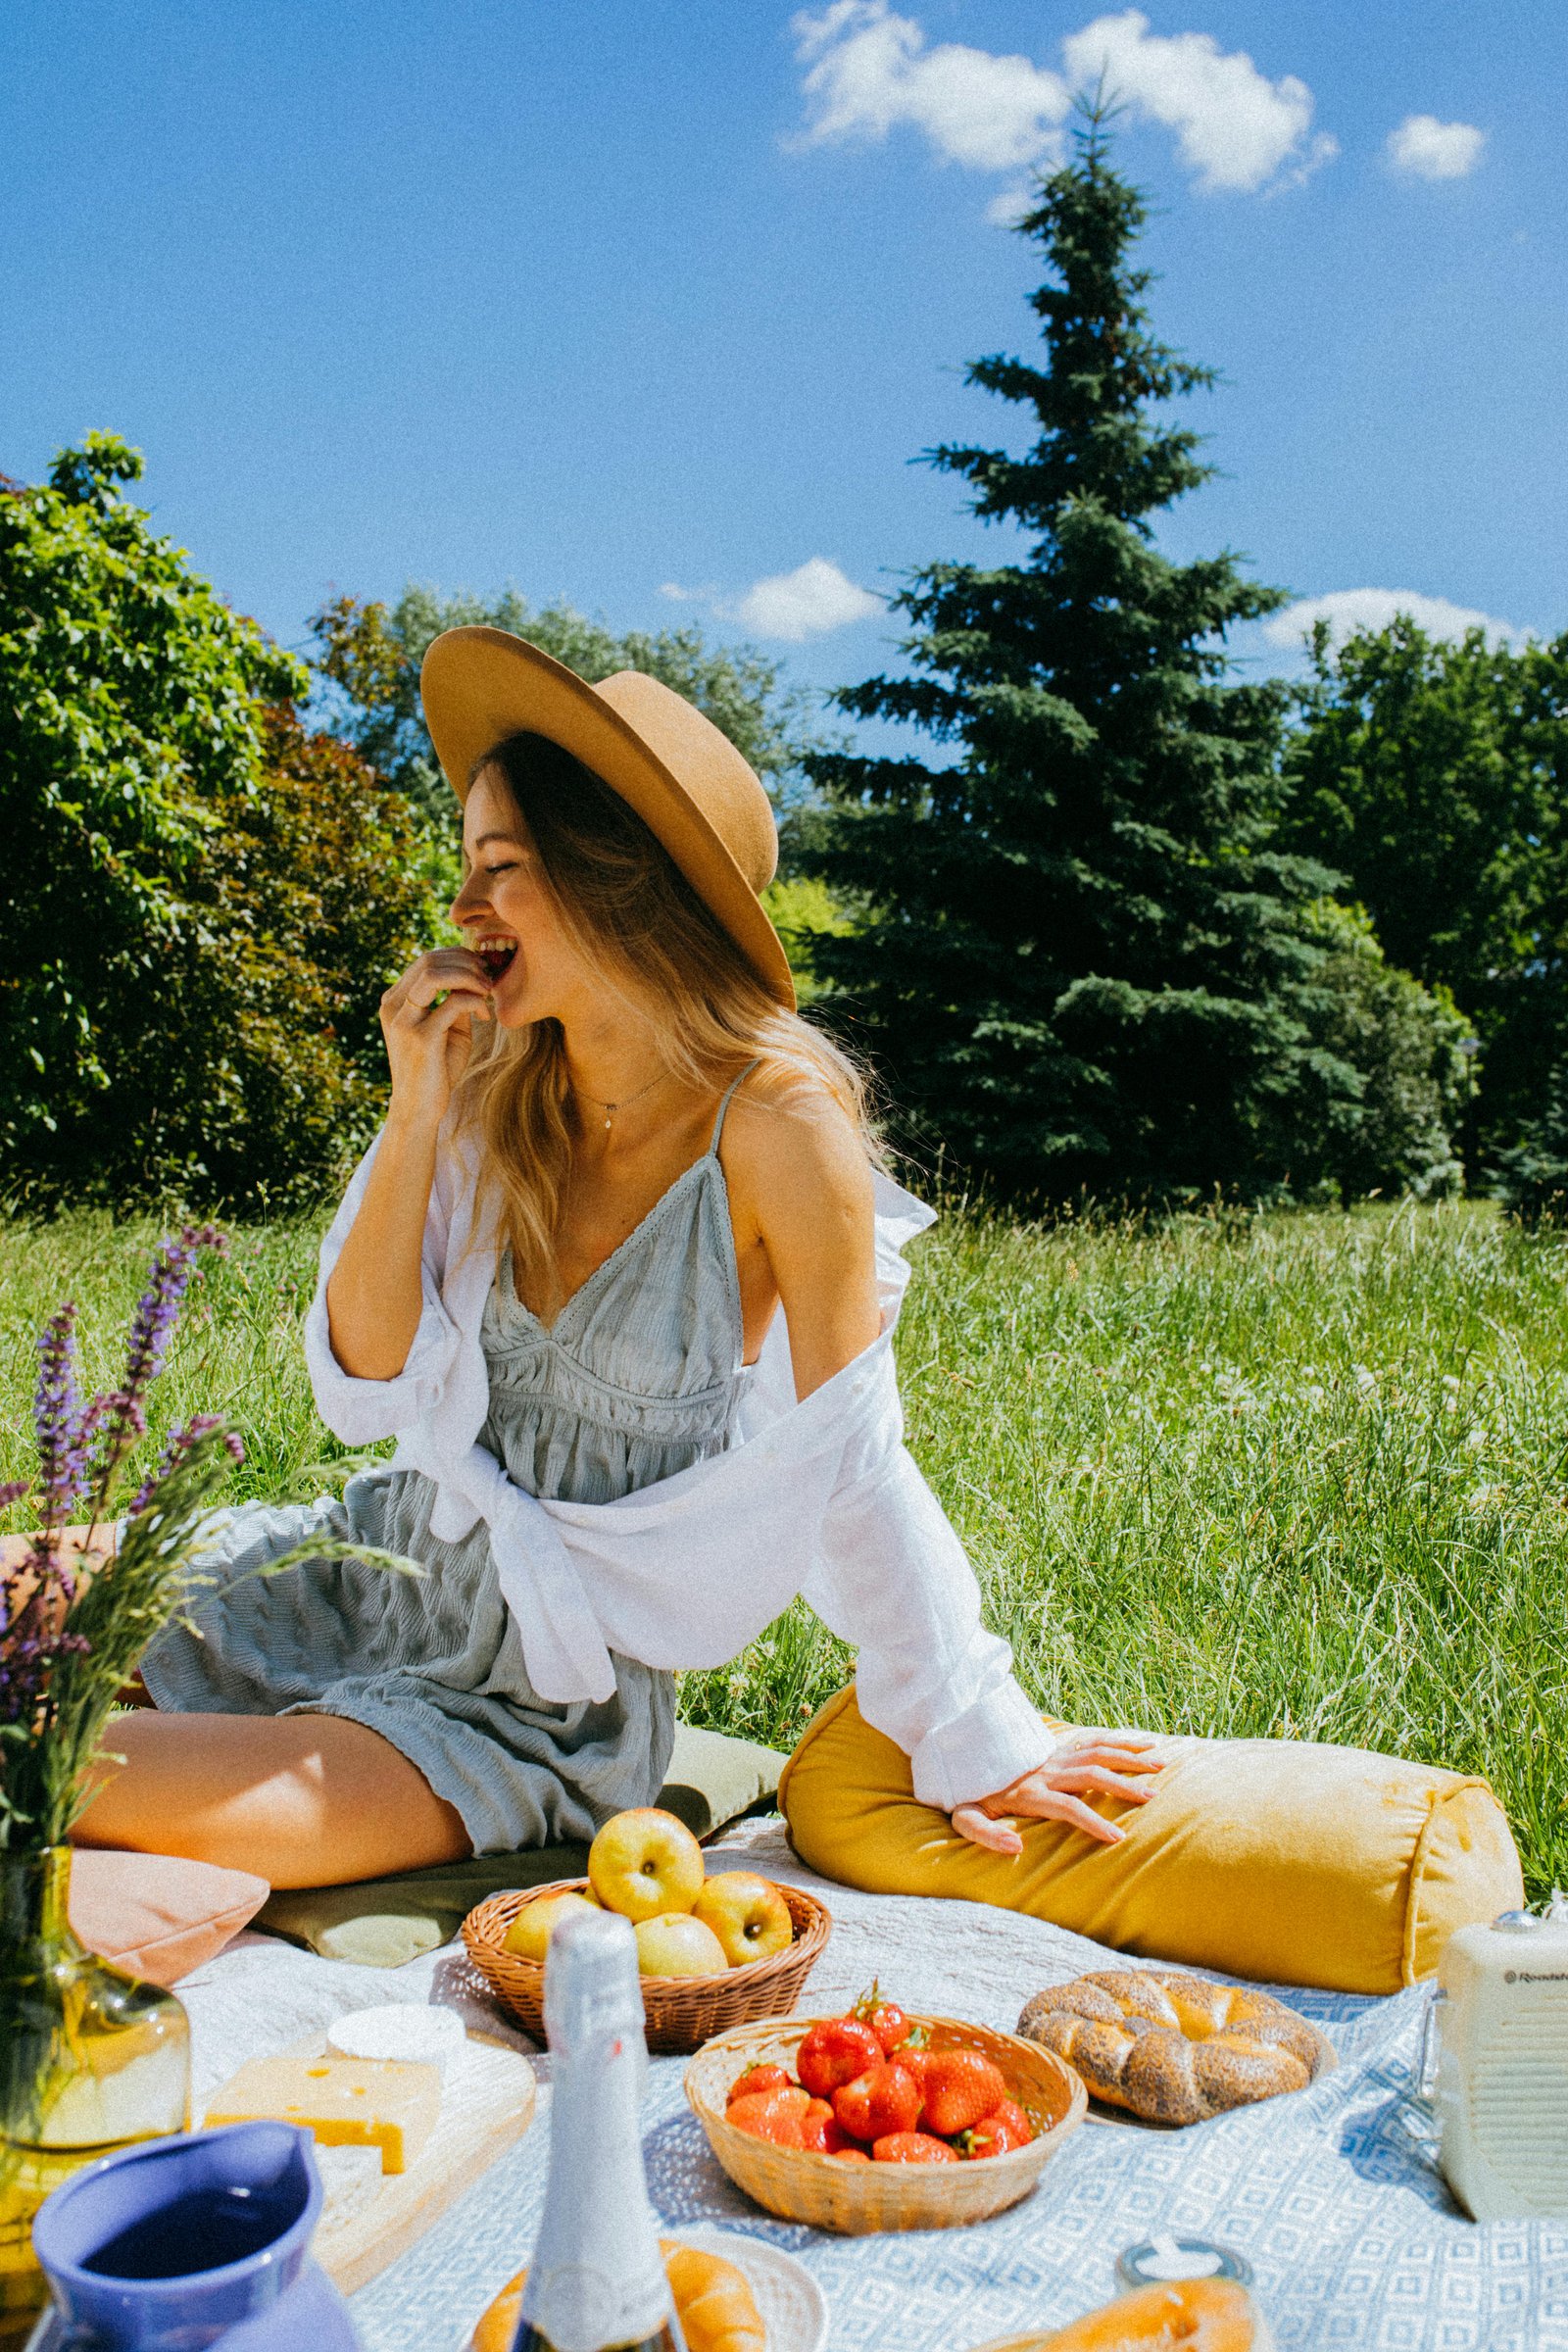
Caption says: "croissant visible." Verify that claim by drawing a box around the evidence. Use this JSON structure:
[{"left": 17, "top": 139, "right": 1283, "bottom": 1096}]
[
  {"left": 469, "top": 2237, "right": 765, "bottom": 2352},
  {"left": 1018, "top": 1970, "right": 1321, "bottom": 2127},
  {"left": 1037, "top": 2276, "right": 1261, "bottom": 2350}
]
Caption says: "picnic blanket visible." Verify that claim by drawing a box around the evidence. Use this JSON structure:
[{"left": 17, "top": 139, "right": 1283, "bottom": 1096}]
[{"left": 172, "top": 1815, "right": 1568, "bottom": 2352}]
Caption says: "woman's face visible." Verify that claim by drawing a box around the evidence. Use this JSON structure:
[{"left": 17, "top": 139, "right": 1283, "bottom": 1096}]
[{"left": 449, "top": 767, "right": 592, "bottom": 1029}]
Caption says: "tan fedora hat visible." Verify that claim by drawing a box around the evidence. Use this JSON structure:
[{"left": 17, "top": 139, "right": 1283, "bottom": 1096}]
[{"left": 420, "top": 626, "right": 796, "bottom": 1009}]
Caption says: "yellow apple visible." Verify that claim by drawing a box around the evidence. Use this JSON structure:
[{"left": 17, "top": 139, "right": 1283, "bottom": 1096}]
[
  {"left": 588, "top": 1807, "right": 706, "bottom": 1925},
  {"left": 502, "top": 1888, "right": 601, "bottom": 1961},
  {"left": 691, "top": 1872, "right": 794, "bottom": 1969},
  {"left": 634, "top": 1913, "right": 728, "bottom": 1979}
]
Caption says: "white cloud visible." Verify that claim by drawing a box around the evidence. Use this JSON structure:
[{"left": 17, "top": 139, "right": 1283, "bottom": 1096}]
[
  {"left": 657, "top": 581, "right": 715, "bottom": 604},
  {"left": 1261, "top": 588, "right": 1521, "bottom": 651},
  {"left": 791, "top": 2, "right": 1332, "bottom": 197},
  {"left": 1387, "top": 114, "right": 1486, "bottom": 181},
  {"left": 793, "top": 1, "right": 1071, "bottom": 172},
  {"left": 1061, "top": 12, "right": 1332, "bottom": 193},
  {"left": 732, "top": 556, "right": 884, "bottom": 641}
]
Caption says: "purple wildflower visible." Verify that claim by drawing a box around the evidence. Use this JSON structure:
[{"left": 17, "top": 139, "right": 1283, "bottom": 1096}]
[
  {"left": 33, "top": 1304, "right": 91, "bottom": 1523},
  {"left": 0, "top": 1481, "right": 26, "bottom": 1514},
  {"left": 121, "top": 1225, "right": 228, "bottom": 1397},
  {"left": 87, "top": 1225, "right": 229, "bottom": 1507},
  {"left": 124, "top": 1414, "right": 245, "bottom": 1520}
]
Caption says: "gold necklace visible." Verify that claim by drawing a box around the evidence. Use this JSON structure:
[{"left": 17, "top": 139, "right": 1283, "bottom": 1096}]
[{"left": 571, "top": 1070, "right": 668, "bottom": 1135}]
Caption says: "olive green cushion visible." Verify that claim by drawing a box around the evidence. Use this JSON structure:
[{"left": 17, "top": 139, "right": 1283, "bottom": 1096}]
[{"left": 254, "top": 1723, "right": 786, "bottom": 1968}]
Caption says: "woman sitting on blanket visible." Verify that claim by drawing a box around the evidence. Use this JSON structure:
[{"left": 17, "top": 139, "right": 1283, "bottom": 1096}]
[{"left": 74, "top": 627, "right": 1159, "bottom": 1888}]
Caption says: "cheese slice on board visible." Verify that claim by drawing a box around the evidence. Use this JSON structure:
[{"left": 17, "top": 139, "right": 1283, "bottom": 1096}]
[{"left": 204, "top": 2054, "right": 441, "bottom": 2176}]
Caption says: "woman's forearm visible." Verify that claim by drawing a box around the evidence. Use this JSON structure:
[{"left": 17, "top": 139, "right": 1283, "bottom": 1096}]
[{"left": 324, "top": 1114, "right": 442, "bottom": 1379}]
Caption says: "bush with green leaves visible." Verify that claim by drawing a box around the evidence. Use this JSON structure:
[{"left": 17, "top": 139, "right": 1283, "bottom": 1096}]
[
  {"left": 1278, "top": 615, "right": 1568, "bottom": 1170},
  {"left": 1293, "top": 901, "right": 1473, "bottom": 1202},
  {"left": 0, "top": 439, "right": 439, "bottom": 1211}
]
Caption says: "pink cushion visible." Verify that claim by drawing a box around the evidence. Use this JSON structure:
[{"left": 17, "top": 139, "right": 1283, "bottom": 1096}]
[{"left": 69, "top": 1850, "right": 270, "bottom": 1987}]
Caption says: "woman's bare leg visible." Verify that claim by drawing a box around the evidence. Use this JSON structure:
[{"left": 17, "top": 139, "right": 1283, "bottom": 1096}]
[{"left": 74, "top": 1712, "right": 471, "bottom": 1887}]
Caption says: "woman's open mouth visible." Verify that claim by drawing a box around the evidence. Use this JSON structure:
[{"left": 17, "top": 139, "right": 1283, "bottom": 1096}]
[{"left": 473, "top": 934, "right": 518, "bottom": 985}]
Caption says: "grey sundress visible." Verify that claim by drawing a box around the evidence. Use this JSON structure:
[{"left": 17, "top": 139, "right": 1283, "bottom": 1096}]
[{"left": 140, "top": 1067, "right": 759, "bottom": 1855}]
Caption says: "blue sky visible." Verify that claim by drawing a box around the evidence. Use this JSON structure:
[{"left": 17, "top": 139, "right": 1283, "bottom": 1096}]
[{"left": 3, "top": 0, "right": 1562, "bottom": 721}]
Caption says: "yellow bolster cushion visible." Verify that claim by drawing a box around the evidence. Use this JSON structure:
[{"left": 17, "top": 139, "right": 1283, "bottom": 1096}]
[{"left": 776, "top": 1687, "right": 1524, "bottom": 1996}]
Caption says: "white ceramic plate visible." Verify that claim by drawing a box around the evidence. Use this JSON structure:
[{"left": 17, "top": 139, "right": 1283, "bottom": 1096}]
[{"left": 671, "top": 2225, "right": 828, "bottom": 2352}]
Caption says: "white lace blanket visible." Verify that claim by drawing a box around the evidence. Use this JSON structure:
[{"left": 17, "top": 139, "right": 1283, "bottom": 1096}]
[{"left": 172, "top": 1817, "right": 1568, "bottom": 2352}]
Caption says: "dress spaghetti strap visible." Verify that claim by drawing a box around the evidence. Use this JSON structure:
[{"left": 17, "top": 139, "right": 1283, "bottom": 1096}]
[{"left": 709, "top": 1058, "right": 762, "bottom": 1154}]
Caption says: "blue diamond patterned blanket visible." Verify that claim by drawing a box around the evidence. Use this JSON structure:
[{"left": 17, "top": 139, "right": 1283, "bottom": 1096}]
[{"left": 173, "top": 1816, "right": 1568, "bottom": 2352}]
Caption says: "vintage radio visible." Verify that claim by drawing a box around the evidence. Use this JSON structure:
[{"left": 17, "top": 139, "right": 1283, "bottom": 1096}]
[{"left": 1434, "top": 1906, "right": 1568, "bottom": 2221}]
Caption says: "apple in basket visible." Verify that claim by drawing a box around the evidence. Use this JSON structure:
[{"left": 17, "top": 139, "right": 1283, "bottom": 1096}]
[
  {"left": 692, "top": 1873, "right": 793, "bottom": 1968},
  {"left": 588, "top": 1807, "right": 707, "bottom": 1924},
  {"left": 501, "top": 1887, "right": 602, "bottom": 1961},
  {"left": 503, "top": 1807, "right": 796, "bottom": 1979}
]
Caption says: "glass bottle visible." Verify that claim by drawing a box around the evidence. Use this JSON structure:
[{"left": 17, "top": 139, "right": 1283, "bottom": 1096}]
[
  {"left": 513, "top": 1908, "right": 684, "bottom": 2352},
  {"left": 0, "top": 1846, "right": 190, "bottom": 2343}
]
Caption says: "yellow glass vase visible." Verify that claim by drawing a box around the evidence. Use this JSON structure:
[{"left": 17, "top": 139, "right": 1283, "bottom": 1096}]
[{"left": 0, "top": 1846, "right": 190, "bottom": 2342}]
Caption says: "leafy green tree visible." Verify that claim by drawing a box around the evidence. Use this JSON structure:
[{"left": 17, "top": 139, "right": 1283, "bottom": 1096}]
[
  {"left": 1294, "top": 901, "right": 1472, "bottom": 1201},
  {"left": 310, "top": 584, "right": 829, "bottom": 849},
  {"left": 0, "top": 439, "right": 436, "bottom": 1209},
  {"left": 1278, "top": 617, "right": 1568, "bottom": 1167},
  {"left": 805, "top": 118, "right": 1356, "bottom": 1204},
  {"left": 1492, "top": 1061, "right": 1568, "bottom": 1224}
]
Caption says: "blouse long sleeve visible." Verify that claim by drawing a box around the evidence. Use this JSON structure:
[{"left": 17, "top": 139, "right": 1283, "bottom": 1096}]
[
  {"left": 303, "top": 1126, "right": 465, "bottom": 1446},
  {"left": 800, "top": 1417, "right": 1056, "bottom": 1815}
]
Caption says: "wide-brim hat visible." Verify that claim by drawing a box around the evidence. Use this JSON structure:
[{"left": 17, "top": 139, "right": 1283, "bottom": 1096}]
[{"left": 420, "top": 627, "right": 795, "bottom": 1009}]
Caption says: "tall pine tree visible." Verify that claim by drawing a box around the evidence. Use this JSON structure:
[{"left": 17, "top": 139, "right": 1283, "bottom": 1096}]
[{"left": 808, "top": 117, "right": 1351, "bottom": 1203}]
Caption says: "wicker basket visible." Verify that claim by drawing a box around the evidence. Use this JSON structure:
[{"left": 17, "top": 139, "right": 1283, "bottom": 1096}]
[
  {"left": 461, "top": 1878, "right": 831, "bottom": 2055},
  {"left": 684, "top": 2012, "right": 1087, "bottom": 2234}
]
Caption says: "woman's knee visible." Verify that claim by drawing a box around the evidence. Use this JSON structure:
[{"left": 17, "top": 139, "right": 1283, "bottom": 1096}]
[{"left": 74, "top": 1711, "right": 470, "bottom": 1888}]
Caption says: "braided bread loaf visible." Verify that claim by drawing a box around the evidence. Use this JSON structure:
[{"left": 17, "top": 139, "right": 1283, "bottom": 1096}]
[{"left": 1017, "top": 1971, "right": 1322, "bottom": 2126}]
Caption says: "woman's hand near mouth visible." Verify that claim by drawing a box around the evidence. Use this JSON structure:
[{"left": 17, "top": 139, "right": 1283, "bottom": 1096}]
[
  {"left": 326, "top": 943, "right": 495, "bottom": 1379},
  {"left": 379, "top": 944, "right": 495, "bottom": 1136}
]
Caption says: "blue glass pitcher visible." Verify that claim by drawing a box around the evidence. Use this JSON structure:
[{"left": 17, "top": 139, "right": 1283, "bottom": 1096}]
[{"left": 27, "top": 2121, "right": 361, "bottom": 2349}]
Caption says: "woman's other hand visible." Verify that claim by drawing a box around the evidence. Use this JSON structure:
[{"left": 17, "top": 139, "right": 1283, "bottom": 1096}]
[
  {"left": 950, "top": 1730, "right": 1164, "bottom": 1856},
  {"left": 379, "top": 947, "right": 494, "bottom": 1134}
]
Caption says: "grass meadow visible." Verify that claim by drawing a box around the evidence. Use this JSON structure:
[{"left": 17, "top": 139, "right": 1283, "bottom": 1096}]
[{"left": 4, "top": 1199, "right": 1566, "bottom": 1900}]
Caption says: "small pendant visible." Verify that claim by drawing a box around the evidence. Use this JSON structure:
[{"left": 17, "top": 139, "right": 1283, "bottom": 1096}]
[{"left": 605, "top": 1114, "right": 612, "bottom": 1132}]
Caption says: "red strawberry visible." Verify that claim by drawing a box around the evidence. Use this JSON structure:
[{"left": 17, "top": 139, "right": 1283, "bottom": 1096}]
[
  {"left": 918, "top": 2052, "right": 1008, "bottom": 2137},
  {"left": 832, "top": 2059, "right": 922, "bottom": 2144},
  {"left": 960, "top": 2111, "right": 1032, "bottom": 2159},
  {"left": 727, "top": 2086, "right": 811, "bottom": 2146},
  {"left": 989, "top": 2098, "right": 1032, "bottom": 2137},
  {"left": 853, "top": 1983, "right": 913, "bottom": 2056},
  {"left": 796, "top": 2098, "right": 840, "bottom": 2152},
  {"left": 872, "top": 2132, "right": 959, "bottom": 2164},
  {"left": 727, "top": 2064, "right": 794, "bottom": 2106},
  {"left": 796, "top": 2018, "right": 882, "bottom": 2099},
  {"left": 829, "top": 2146, "right": 871, "bottom": 2163}
]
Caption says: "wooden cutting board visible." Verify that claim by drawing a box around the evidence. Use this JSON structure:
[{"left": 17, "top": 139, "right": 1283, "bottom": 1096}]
[{"left": 201, "top": 2027, "right": 537, "bottom": 2297}]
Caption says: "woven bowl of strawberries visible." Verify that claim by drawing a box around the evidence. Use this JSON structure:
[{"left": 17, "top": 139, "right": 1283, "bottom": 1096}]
[{"left": 684, "top": 1986, "right": 1087, "bottom": 2233}]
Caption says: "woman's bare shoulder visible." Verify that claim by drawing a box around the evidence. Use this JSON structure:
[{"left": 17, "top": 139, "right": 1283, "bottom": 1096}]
[{"left": 719, "top": 1061, "right": 875, "bottom": 1244}]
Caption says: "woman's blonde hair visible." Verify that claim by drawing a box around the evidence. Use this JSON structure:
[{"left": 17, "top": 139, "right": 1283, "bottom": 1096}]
[{"left": 451, "top": 730, "right": 885, "bottom": 1310}]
